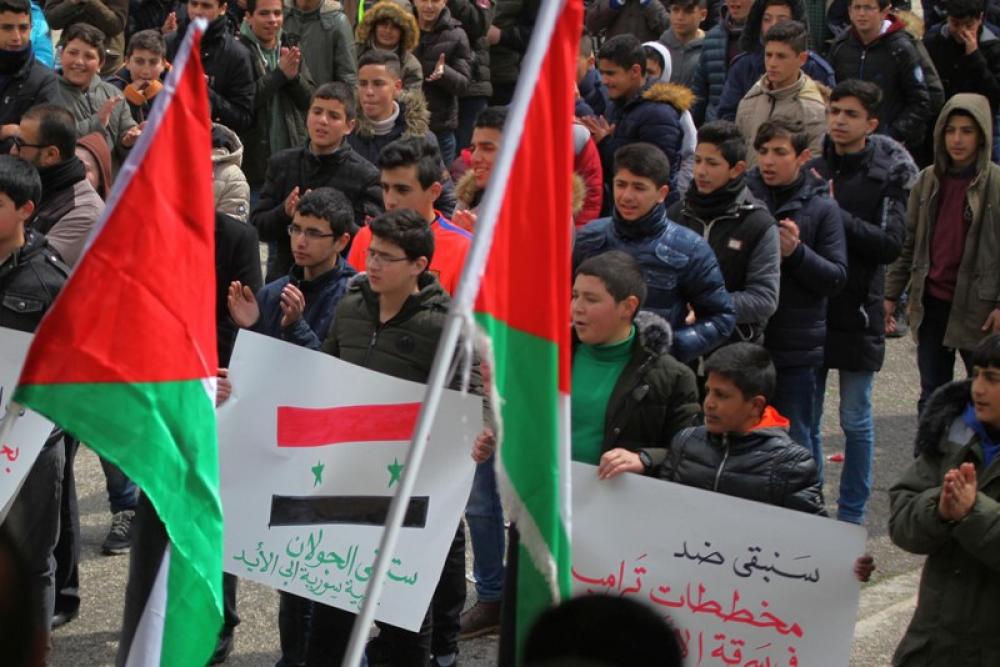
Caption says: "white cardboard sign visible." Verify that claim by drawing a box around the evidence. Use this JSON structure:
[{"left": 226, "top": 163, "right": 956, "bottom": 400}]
[
  {"left": 218, "top": 331, "right": 481, "bottom": 631},
  {"left": 571, "top": 461, "right": 866, "bottom": 667}
]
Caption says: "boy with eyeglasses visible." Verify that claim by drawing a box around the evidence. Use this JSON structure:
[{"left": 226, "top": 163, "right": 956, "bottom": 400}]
[{"left": 227, "top": 186, "right": 355, "bottom": 666}]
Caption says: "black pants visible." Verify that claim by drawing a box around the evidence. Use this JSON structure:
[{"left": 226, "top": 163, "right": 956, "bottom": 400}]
[
  {"left": 917, "top": 294, "right": 974, "bottom": 415},
  {"left": 53, "top": 436, "right": 80, "bottom": 616},
  {"left": 431, "top": 524, "right": 466, "bottom": 658},
  {"left": 306, "top": 524, "right": 465, "bottom": 666}
]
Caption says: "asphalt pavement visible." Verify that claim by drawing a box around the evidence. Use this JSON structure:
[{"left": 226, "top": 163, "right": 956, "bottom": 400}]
[{"left": 51, "top": 334, "right": 934, "bottom": 666}]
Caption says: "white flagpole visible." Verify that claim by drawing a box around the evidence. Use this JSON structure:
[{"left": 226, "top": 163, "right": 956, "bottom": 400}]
[{"left": 339, "top": 1, "right": 570, "bottom": 665}]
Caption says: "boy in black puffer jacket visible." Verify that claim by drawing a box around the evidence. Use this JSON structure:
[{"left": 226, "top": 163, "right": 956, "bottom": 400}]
[{"left": 660, "top": 342, "right": 876, "bottom": 580}]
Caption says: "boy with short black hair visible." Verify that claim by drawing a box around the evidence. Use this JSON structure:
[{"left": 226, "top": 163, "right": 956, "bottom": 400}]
[
  {"left": 659, "top": 0, "right": 707, "bottom": 87},
  {"left": 574, "top": 142, "right": 736, "bottom": 362},
  {"left": 251, "top": 82, "right": 383, "bottom": 282},
  {"left": 807, "top": 78, "right": 914, "bottom": 524},
  {"left": 576, "top": 32, "right": 610, "bottom": 118},
  {"left": 0, "top": 153, "right": 70, "bottom": 654},
  {"left": 827, "top": 0, "right": 932, "bottom": 152},
  {"left": 746, "top": 118, "right": 847, "bottom": 459},
  {"left": 735, "top": 20, "right": 827, "bottom": 168},
  {"left": 889, "top": 333, "right": 1000, "bottom": 663},
  {"left": 572, "top": 250, "right": 700, "bottom": 479},
  {"left": 108, "top": 29, "right": 168, "bottom": 124},
  {"left": 923, "top": 0, "right": 1000, "bottom": 114},
  {"left": 228, "top": 186, "right": 355, "bottom": 665},
  {"left": 311, "top": 207, "right": 486, "bottom": 666},
  {"left": 0, "top": 0, "right": 59, "bottom": 149},
  {"left": 669, "top": 120, "right": 780, "bottom": 345},
  {"left": 580, "top": 34, "right": 691, "bottom": 203}
]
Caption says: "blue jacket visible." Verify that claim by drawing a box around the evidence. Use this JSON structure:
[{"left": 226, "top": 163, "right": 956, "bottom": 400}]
[
  {"left": 716, "top": 49, "right": 836, "bottom": 121},
  {"left": 746, "top": 169, "right": 848, "bottom": 368},
  {"left": 692, "top": 11, "right": 740, "bottom": 125},
  {"left": 253, "top": 258, "right": 356, "bottom": 350},
  {"left": 598, "top": 82, "right": 693, "bottom": 205},
  {"left": 577, "top": 67, "right": 610, "bottom": 118},
  {"left": 573, "top": 203, "right": 736, "bottom": 362}
]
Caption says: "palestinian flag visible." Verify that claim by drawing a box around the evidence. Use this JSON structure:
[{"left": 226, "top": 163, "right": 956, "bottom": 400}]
[
  {"left": 13, "top": 22, "right": 222, "bottom": 666},
  {"left": 470, "top": 0, "right": 582, "bottom": 656}
]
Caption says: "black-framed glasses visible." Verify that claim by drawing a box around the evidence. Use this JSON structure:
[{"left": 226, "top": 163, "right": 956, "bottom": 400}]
[
  {"left": 11, "top": 136, "right": 48, "bottom": 150},
  {"left": 366, "top": 248, "right": 410, "bottom": 267},
  {"left": 287, "top": 223, "right": 336, "bottom": 240}
]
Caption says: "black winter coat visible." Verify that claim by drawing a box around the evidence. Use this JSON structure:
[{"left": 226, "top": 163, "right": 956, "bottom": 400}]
[
  {"left": 250, "top": 143, "right": 382, "bottom": 282},
  {"left": 661, "top": 416, "right": 825, "bottom": 515},
  {"left": 0, "top": 230, "right": 69, "bottom": 333},
  {"left": 0, "top": 49, "right": 60, "bottom": 152},
  {"left": 448, "top": 0, "right": 494, "bottom": 99},
  {"left": 215, "top": 212, "right": 263, "bottom": 367},
  {"left": 807, "top": 134, "right": 914, "bottom": 372},
  {"left": 578, "top": 312, "right": 700, "bottom": 472},
  {"left": 827, "top": 17, "right": 932, "bottom": 150},
  {"left": 924, "top": 23, "right": 1000, "bottom": 114},
  {"left": 746, "top": 169, "right": 848, "bottom": 368},
  {"left": 167, "top": 15, "right": 255, "bottom": 133},
  {"left": 414, "top": 7, "right": 471, "bottom": 132}
]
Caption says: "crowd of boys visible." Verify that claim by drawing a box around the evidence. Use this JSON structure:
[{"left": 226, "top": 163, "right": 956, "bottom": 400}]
[{"left": 1, "top": 0, "right": 1000, "bottom": 664}]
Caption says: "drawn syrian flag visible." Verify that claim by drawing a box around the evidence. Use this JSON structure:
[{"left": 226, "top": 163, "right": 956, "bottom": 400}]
[{"left": 14, "top": 19, "right": 223, "bottom": 666}]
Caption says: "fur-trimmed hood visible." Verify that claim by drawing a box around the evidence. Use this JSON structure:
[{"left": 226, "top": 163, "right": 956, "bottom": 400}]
[
  {"left": 643, "top": 82, "right": 695, "bottom": 113},
  {"left": 356, "top": 0, "right": 420, "bottom": 53},
  {"left": 455, "top": 169, "right": 587, "bottom": 216},
  {"left": 867, "top": 133, "right": 920, "bottom": 190},
  {"left": 353, "top": 88, "right": 430, "bottom": 139},
  {"left": 635, "top": 310, "right": 673, "bottom": 356},
  {"left": 915, "top": 380, "right": 973, "bottom": 455}
]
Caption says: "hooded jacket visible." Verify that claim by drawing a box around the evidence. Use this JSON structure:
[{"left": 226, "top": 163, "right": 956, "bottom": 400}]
[
  {"left": 413, "top": 6, "right": 471, "bottom": 132},
  {"left": 212, "top": 124, "right": 251, "bottom": 223},
  {"left": 808, "top": 133, "right": 916, "bottom": 372},
  {"left": 0, "top": 229, "right": 69, "bottom": 333},
  {"left": 886, "top": 93, "right": 1000, "bottom": 351},
  {"left": 31, "top": 156, "right": 105, "bottom": 268},
  {"left": 658, "top": 27, "right": 704, "bottom": 89},
  {"left": 828, "top": 14, "right": 933, "bottom": 150},
  {"left": 348, "top": 89, "right": 434, "bottom": 165},
  {"left": 167, "top": 15, "right": 255, "bottom": 133},
  {"left": 251, "top": 142, "right": 383, "bottom": 282},
  {"left": 644, "top": 40, "right": 697, "bottom": 196},
  {"left": 661, "top": 407, "right": 826, "bottom": 514},
  {"left": 235, "top": 26, "right": 316, "bottom": 188},
  {"left": 668, "top": 181, "right": 780, "bottom": 341},
  {"left": 56, "top": 74, "right": 138, "bottom": 161},
  {"left": 599, "top": 81, "right": 694, "bottom": 202},
  {"left": 924, "top": 22, "right": 1000, "bottom": 114},
  {"left": 45, "top": 0, "right": 127, "bottom": 75},
  {"left": 355, "top": 0, "right": 424, "bottom": 91},
  {"left": 574, "top": 311, "right": 701, "bottom": 472},
  {"left": 889, "top": 380, "right": 1000, "bottom": 666},
  {"left": 447, "top": 0, "right": 495, "bottom": 99},
  {"left": 747, "top": 168, "right": 848, "bottom": 368},
  {"left": 76, "top": 132, "right": 113, "bottom": 200},
  {"left": 736, "top": 72, "right": 828, "bottom": 169},
  {"left": 585, "top": 0, "right": 669, "bottom": 42},
  {"left": 574, "top": 203, "right": 736, "bottom": 362},
  {"left": 284, "top": 0, "right": 357, "bottom": 86}
]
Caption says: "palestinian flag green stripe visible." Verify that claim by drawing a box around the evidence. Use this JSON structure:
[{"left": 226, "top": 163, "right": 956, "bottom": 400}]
[
  {"left": 475, "top": 313, "right": 572, "bottom": 636},
  {"left": 16, "top": 379, "right": 222, "bottom": 666}
]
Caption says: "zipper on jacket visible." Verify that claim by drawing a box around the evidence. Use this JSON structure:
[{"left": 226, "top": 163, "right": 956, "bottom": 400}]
[
  {"left": 859, "top": 48, "right": 867, "bottom": 79},
  {"left": 713, "top": 434, "right": 731, "bottom": 491},
  {"left": 363, "top": 325, "right": 382, "bottom": 366}
]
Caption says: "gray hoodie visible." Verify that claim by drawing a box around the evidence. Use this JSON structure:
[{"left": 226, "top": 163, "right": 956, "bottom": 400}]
[{"left": 659, "top": 28, "right": 704, "bottom": 89}]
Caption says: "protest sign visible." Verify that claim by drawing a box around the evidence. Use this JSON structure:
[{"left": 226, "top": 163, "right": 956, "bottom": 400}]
[
  {"left": 0, "top": 327, "right": 55, "bottom": 517},
  {"left": 571, "top": 462, "right": 866, "bottom": 666},
  {"left": 217, "top": 331, "right": 481, "bottom": 631}
]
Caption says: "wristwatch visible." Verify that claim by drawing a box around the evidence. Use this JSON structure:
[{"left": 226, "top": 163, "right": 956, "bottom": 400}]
[{"left": 637, "top": 450, "right": 653, "bottom": 473}]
